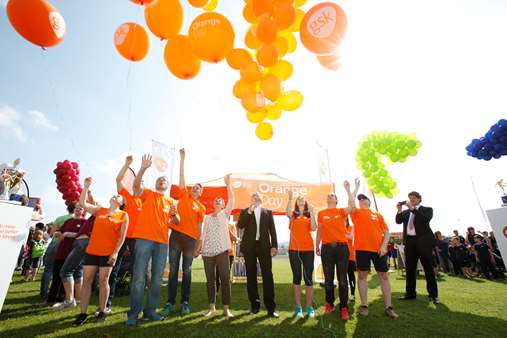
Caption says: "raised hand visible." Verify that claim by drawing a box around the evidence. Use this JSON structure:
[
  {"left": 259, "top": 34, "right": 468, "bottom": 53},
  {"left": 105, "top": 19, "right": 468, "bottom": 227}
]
[
  {"left": 343, "top": 180, "right": 351, "bottom": 191},
  {"left": 179, "top": 148, "right": 186, "bottom": 159},
  {"left": 288, "top": 189, "right": 293, "bottom": 200},
  {"left": 354, "top": 178, "right": 361, "bottom": 188},
  {"left": 224, "top": 174, "right": 231, "bottom": 186},
  {"left": 140, "top": 154, "right": 152, "bottom": 170},
  {"left": 84, "top": 177, "right": 92, "bottom": 189},
  {"left": 125, "top": 155, "right": 133, "bottom": 166}
]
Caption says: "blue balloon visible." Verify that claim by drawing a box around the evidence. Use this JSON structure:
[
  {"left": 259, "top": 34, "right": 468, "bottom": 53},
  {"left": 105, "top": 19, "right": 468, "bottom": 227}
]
[{"left": 466, "top": 118, "right": 507, "bottom": 161}]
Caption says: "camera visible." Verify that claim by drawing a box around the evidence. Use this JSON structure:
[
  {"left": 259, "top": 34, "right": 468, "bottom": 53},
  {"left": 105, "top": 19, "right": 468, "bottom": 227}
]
[{"left": 398, "top": 201, "right": 407, "bottom": 206}]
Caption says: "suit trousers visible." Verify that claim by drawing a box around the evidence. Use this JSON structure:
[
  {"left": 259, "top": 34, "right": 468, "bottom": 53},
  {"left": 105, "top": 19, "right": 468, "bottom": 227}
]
[
  {"left": 243, "top": 241, "right": 276, "bottom": 312},
  {"left": 405, "top": 235, "right": 438, "bottom": 298}
]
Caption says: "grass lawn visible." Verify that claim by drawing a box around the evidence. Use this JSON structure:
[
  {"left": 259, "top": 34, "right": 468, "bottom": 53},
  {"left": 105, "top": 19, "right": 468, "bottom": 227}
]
[{"left": 1, "top": 258, "right": 506, "bottom": 338}]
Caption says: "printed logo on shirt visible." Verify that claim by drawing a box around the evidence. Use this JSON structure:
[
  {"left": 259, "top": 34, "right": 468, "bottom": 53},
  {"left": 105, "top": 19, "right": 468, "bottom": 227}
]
[{"left": 370, "top": 213, "right": 378, "bottom": 221}]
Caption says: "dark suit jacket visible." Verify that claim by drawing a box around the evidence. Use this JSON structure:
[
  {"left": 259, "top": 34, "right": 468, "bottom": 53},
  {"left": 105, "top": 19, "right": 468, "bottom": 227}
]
[
  {"left": 395, "top": 206, "right": 435, "bottom": 245},
  {"left": 237, "top": 207, "right": 278, "bottom": 254}
]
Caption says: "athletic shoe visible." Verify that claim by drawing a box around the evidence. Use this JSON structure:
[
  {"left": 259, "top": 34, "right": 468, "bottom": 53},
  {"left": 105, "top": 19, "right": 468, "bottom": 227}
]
[
  {"left": 294, "top": 306, "right": 304, "bottom": 318},
  {"left": 125, "top": 317, "right": 138, "bottom": 327},
  {"left": 52, "top": 299, "right": 76, "bottom": 311},
  {"left": 306, "top": 307, "right": 315, "bottom": 318},
  {"left": 181, "top": 302, "right": 191, "bottom": 315},
  {"left": 95, "top": 307, "right": 112, "bottom": 315},
  {"left": 159, "top": 303, "right": 175, "bottom": 317},
  {"left": 142, "top": 312, "right": 165, "bottom": 321},
  {"left": 384, "top": 306, "right": 399, "bottom": 319},
  {"left": 72, "top": 313, "right": 88, "bottom": 326},
  {"left": 340, "top": 307, "right": 350, "bottom": 321},
  {"left": 324, "top": 303, "right": 334, "bottom": 314},
  {"left": 359, "top": 305, "right": 369, "bottom": 317},
  {"left": 96, "top": 311, "right": 107, "bottom": 323},
  {"left": 349, "top": 295, "right": 355, "bottom": 302}
]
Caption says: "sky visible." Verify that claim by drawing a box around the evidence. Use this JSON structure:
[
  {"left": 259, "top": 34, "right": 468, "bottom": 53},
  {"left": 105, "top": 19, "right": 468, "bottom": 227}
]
[{"left": 1, "top": 0, "right": 507, "bottom": 242}]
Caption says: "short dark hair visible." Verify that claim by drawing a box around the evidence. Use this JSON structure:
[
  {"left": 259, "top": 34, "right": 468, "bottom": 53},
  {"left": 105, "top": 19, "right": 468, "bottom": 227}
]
[
  {"left": 35, "top": 222, "right": 45, "bottom": 230},
  {"left": 408, "top": 191, "right": 421, "bottom": 200},
  {"left": 67, "top": 201, "right": 78, "bottom": 214}
]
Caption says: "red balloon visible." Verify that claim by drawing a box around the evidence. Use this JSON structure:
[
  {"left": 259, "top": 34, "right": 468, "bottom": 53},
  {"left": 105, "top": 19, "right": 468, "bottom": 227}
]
[
  {"left": 71, "top": 162, "right": 79, "bottom": 169},
  {"left": 63, "top": 160, "right": 71, "bottom": 168},
  {"left": 57, "top": 161, "right": 63, "bottom": 168}
]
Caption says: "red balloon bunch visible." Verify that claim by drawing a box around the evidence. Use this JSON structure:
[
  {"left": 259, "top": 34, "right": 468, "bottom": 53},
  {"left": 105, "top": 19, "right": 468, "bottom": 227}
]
[{"left": 53, "top": 160, "right": 82, "bottom": 206}]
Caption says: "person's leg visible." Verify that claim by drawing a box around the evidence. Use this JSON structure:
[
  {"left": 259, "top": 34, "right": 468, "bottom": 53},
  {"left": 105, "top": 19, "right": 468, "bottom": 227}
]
[
  {"left": 215, "top": 264, "right": 221, "bottom": 293},
  {"left": 107, "top": 240, "right": 128, "bottom": 308},
  {"left": 258, "top": 248, "right": 276, "bottom": 313},
  {"left": 167, "top": 233, "right": 182, "bottom": 305},
  {"left": 404, "top": 238, "right": 418, "bottom": 297},
  {"left": 216, "top": 252, "right": 231, "bottom": 309},
  {"left": 128, "top": 239, "right": 152, "bottom": 320},
  {"left": 348, "top": 261, "right": 356, "bottom": 296},
  {"left": 203, "top": 256, "right": 217, "bottom": 310},
  {"left": 47, "top": 259, "right": 64, "bottom": 303},
  {"left": 60, "top": 239, "right": 87, "bottom": 302},
  {"left": 416, "top": 240, "right": 438, "bottom": 298},
  {"left": 336, "top": 245, "right": 349, "bottom": 309},
  {"left": 301, "top": 251, "right": 314, "bottom": 309},
  {"left": 372, "top": 252, "right": 392, "bottom": 308},
  {"left": 79, "top": 265, "right": 98, "bottom": 314},
  {"left": 243, "top": 251, "right": 260, "bottom": 311},
  {"left": 180, "top": 240, "right": 195, "bottom": 304},
  {"left": 288, "top": 251, "right": 302, "bottom": 308},
  {"left": 145, "top": 241, "right": 168, "bottom": 317},
  {"left": 40, "top": 242, "right": 56, "bottom": 301},
  {"left": 98, "top": 266, "right": 113, "bottom": 312},
  {"left": 321, "top": 245, "right": 336, "bottom": 306},
  {"left": 358, "top": 270, "right": 369, "bottom": 306}
]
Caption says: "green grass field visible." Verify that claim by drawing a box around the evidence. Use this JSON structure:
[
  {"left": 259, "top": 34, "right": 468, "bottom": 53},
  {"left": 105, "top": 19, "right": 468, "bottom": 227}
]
[{"left": 1, "top": 258, "right": 506, "bottom": 338}]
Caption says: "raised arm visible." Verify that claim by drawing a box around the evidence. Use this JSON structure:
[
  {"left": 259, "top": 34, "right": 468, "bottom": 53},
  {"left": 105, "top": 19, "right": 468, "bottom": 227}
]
[
  {"left": 286, "top": 190, "right": 293, "bottom": 220},
  {"left": 224, "top": 174, "right": 235, "bottom": 215},
  {"left": 179, "top": 148, "right": 186, "bottom": 190},
  {"left": 134, "top": 154, "right": 152, "bottom": 196},
  {"left": 79, "top": 177, "right": 101, "bottom": 215},
  {"left": 108, "top": 213, "right": 129, "bottom": 266},
  {"left": 116, "top": 155, "right": 133, "bottom": 193},
  {"left": 309, "top": 204, "right": 317, "bottom": 231},
  {"left": 344, "top": 178, "right": 360, "bottom": 214}
]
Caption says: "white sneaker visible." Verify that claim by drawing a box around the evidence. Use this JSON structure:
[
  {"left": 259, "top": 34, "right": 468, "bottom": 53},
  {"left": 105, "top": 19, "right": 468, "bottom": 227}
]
[
  {"left": 95, "top": 307, "right": 112, "bottom": 315},
  {"left": 53, "top": 299, "right": 77, "bottom": 311}
]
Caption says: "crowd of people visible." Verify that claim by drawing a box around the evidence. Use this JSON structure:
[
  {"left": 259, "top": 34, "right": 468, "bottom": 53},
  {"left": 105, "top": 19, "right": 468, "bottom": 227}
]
[{"left": 12, "top": 150, "right": 505, "bottom": 328}]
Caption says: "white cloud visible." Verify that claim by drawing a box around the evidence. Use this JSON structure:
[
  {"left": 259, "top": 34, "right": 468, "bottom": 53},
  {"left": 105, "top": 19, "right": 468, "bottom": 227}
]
[
  {"left": 28, "top": 110, "right": 59, "bottom": 131},
  {"left": 0, "top": 104, "right": 26, "bottom": 142},
  {"left": 0, "top": 1, "right": 6, "bottom": 8}
]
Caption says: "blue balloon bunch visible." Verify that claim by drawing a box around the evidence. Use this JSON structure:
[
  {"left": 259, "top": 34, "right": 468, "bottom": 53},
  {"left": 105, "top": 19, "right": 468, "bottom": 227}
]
[{"left": 466, "top": 119, "right": 507, "bottom": 161}]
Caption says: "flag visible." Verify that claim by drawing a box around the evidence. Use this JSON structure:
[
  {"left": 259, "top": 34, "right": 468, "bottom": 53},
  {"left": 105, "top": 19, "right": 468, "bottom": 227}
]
[
  {"left": 316, "top": 142, "right": 331, "bottom": 184},
  {"left": 151, "top": 140, "right": 176, "bottom": 190}
]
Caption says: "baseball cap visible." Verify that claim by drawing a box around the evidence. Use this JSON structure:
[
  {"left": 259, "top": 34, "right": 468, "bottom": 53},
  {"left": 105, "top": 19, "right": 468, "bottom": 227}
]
[{"left": 357, "top": 194, "right": 370, "bottom": 201}]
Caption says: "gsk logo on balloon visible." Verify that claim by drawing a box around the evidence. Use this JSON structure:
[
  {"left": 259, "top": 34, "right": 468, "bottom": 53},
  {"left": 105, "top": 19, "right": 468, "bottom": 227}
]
[
  {"left": 307, "top": 6, "right": 337, "bottom": 39},
  {"left": 49, "top": 12, "right": 66, "bottom": 39},
  {"left": 114, "top": 24, "right": 130, "bottom": 46}
]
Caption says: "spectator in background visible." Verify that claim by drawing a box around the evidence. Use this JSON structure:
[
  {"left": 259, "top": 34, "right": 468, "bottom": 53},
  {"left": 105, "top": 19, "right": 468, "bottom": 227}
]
[
  {"left": 453, "top": 230, "right": 466, "bottom": 244},
  {"left": 387, "top": 240, "right": 397, "bottom": 270},
  {"left": 473, "top": 235, "right": 504, "bottom": 279},
  {"left": 450, "top": 237, "right": 473, "bottom": 278},
  {"left": 435, "top": 231, "right": 451, "bottom": 273},
  {"left": 25, "top": 229, "right": 46, "bottom": 281},
  {"left": 466, "top": 227, "right": 476, "bottom": 245},
  {"left": 489, "top": 231, "right": 505, "bottom": 271}
]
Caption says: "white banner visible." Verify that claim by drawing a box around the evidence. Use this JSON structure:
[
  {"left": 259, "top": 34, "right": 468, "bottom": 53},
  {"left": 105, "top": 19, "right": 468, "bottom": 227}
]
[
  {"left": 151, "top": 140, "right": 176, "bottom": 191},
  {"left": 486, "top": 207, "right": 507, "bottom": 264},
  {"left": 0, "top": 201, "right": 34, "bottom": 313}
]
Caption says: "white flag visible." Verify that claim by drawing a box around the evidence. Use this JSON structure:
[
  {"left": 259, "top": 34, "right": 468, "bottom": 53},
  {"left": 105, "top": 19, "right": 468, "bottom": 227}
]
[
  {"left": 151, "top": 140, "right": 176, "bottom": 190},
  {"left": 316, "top": 142, "right": 331, "bottom": 184}
]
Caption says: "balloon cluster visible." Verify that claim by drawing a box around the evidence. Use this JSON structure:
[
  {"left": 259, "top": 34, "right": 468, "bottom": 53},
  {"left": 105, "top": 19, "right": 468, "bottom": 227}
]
[
  {"left": 466, "top": 119, "right": 507, "bottom": 161},
  {"left": 53, "top": 160, "right": 82, "bottom": 206},
  {"left": 232, "top": 0, "right": 307, "bottom": 140},
  {"left": 356, "top": 132, "right": 422, "bottom": 198},
  {"left": 6, "top": 0, "right": 66, "bottom": 48}
]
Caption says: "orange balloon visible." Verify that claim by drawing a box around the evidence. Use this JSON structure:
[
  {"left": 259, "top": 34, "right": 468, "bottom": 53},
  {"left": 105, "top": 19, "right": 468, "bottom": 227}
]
[
  {"left": 273, "top": 3, "right": 296, "bottom": 30},
  {"left": 144, "top": 0, "right": 184, "bottom": 40},
  {"left": 317, "top": 53, "right": 341, "bottom": 71},
  {"left": 240, "top": 61, "right": 263, "bottom": 83},
  {"left": 6, "top": 0, "right": 66, "bottom": 48},
  {"left": 245, "top": 26, "right": 261, "bottom": 50},
  {"left": 243, "top": 3, "right": 257, "bottom": 24},
  {"left": 256, "top": 16, "right": 278, "bottom": 44},
  {"left": 300, "top": 2, "right": 347, "bottom": 55},
  {"left": 256, "top": 44, "right": 279, "bottom": 67},
  {"left": 273, "top": 0, "right": 294, "bottom": 5},
  {"left": 114, "top": 23, "right": 151, "bottom": 61},
  {"left": 241, "top": 91, "right": 266, "bottom": 112},
  {"left": 274, "top": 36, "right": 288, "bottom": 57},
  {"left": 188, "top": 12, "right": 235, "bottom": 63},
  {"left": 188, "top": 0, "right": 209, "bottom": 8},
  {"left": 164, "top": 35, "right": 201, "bottom": 80},
  {"left": 233, "top": 79, "right": 256, "bottom": 99},
  {"left": 130, "top": 0, "right": 157, "bottom": 5},
  {"left": 227, "top": 48, "right": 253, "bottom": 70},
  {"left": 252, "top": 0, "right": 274, "bottom": 17},
  {"left": 260, "top": 74, "right": 282, "bottom": 101}
]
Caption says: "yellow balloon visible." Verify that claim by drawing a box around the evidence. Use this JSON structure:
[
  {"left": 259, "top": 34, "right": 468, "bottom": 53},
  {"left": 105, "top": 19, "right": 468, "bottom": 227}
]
[
  {"left": 265, "top": 104, "right": 282, "bottom": 120},
  {"left": 280, "top": 31, "right": 297, "bottom": 53},
  {"left": 256, "top": 121, "right": 273, "bottom": 140},
  {"left": 246, "top": 110, "right": 266, "bottom": 123},
  {"left": 268, "top": 60, "right": 293, "bottom": 81},
  {"left": 274, "top": 36, "right": 288, "bottom": 57},
  {"left": 295, "top": 0, "right": 307, "bottom": 7},
  {"left": 204, "top": 0, "right": 218, "bottom": 11},
  {"left": 276, "top": 90, "right": 303, "bottom": 111},
  {"left": 289, "top": 8, "right": 305, "bottom": 33}
]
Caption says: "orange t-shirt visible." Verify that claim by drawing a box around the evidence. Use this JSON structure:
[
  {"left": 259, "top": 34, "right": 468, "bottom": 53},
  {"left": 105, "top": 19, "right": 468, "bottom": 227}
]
[
  {"left": 86, "top": 208, "right": 127, "bottom": 256},
  {"left": 289, "top": 215, "right": 314, "bottom": 251},
  {"left": 346, "top": 227, "right": 356, "bottom": 262},
  {"left": 229, "top": 223, "right": 235, "bottom": 257},
  {"left": 350, "top": 208, "right": 389, "bottom": 253},
  {"left": 133, "top": 189, "right": 174, "bottom": 244},
  {"left": 172, "top": 187, "right": 206, "bottom": 240},
  {"left": 317, "top": 208, "right": 348, "bottom": 244},
  {"left": 119, "top": 187, "right": 142, "bottom": 239}
]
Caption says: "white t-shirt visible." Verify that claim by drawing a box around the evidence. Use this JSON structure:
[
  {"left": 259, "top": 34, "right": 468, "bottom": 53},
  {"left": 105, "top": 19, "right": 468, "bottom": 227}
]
[{"left": 201, "top": 211, "right": 231, "bottom": 257}]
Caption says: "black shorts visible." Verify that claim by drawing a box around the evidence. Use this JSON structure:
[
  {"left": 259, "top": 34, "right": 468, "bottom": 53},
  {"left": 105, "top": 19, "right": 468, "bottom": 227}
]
[
  {"left": 31, "top": 257, "right": 42, "bottom": 269},
  {"left": 83, "top": 254, "right": 113, "bottom": 267},
  {"left": 356, "top": 250, "right": 388, "bottom": 272}
]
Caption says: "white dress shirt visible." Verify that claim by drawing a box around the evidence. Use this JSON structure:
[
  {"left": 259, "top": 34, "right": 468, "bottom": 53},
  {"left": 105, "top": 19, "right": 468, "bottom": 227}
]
[
  {"left": 407, "top": 205, "right": 420, "bottom": 236},
  {"left": 254, "top": 206, "right": 261, "bottom": 240}
]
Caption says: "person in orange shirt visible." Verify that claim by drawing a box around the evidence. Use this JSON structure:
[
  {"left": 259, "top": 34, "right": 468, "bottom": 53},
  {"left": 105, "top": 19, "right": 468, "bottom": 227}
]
[
  {"left": 350, "top": 188, "right": 399, "bottom": 320},
  {"left": 346, "top": 224, "right": 356, "bottom": 302},
  {"left": 286, "top": 190, "right": 317, "bottom": 319},
  {"left": 127, "top": 154, "right": 179, "bottom": 326},
  {"left": 316, "top": 179, "right": 359, "bottom": 321},
  {"left": 107, "top": 155, "right": 142, "bottom": 312},
  {"left": 73, "top": 177, "right": 128, "bottom": 326},
  {"left": 160, "top": 148, "right": 206, "bottom": 317}
]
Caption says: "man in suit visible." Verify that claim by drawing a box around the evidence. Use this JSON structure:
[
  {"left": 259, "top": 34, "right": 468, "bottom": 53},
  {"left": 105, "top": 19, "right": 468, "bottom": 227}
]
[
  {"left": 237, "top": 192, "right": 279, "bottom": 317},
  {"left": 395, "top": 191, "right": 439, "bottom": 304}
]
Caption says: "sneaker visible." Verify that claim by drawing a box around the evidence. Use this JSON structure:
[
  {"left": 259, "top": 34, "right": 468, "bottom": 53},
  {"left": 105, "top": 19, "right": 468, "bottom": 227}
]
[
  {"left": 72, "top": 313, "right": 88, "bottom": 327},
  {"left": 223, "top": 309, "right": 234, "bottom": 319},
  {"left": 96, "top": 311, "right": 107, "bottom": 323},
  {"left": 340, "top": 307, "right": 350, "bottom": 321},
  {"left": 126, "top": 317, "right": 138, "bottom": 327},
  {"left": 181, "top": 302, "right": 191, "bottom": 315},
  {"left": 384, "top": 306, "right": 399, "bottom": 320},
  {"left": 359, "top": 305, "right": 369, "bottom": 317},
  {"left": 349, "top": 295, "right": 355, "bottom": 302},
  {"left": 53, "top": 299, "right": 76, "bottom": 311},
  {"left": 294, "top": 306, "right": 304, "bottom": 318},
  {"left": 142, "top": 312, "right": 165, "bottom": 321},
  {"left": 324, "top": 303, "right": 334, "bottom": 314},
  {"left": 95, "top": 307, "right": 112, "bottom": 315},
  {"left": 306, "top": 307, "right": 315, "bottom": 318},
  {"left": 159, "top": 303, "right": 175, "bottom": 317}
]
